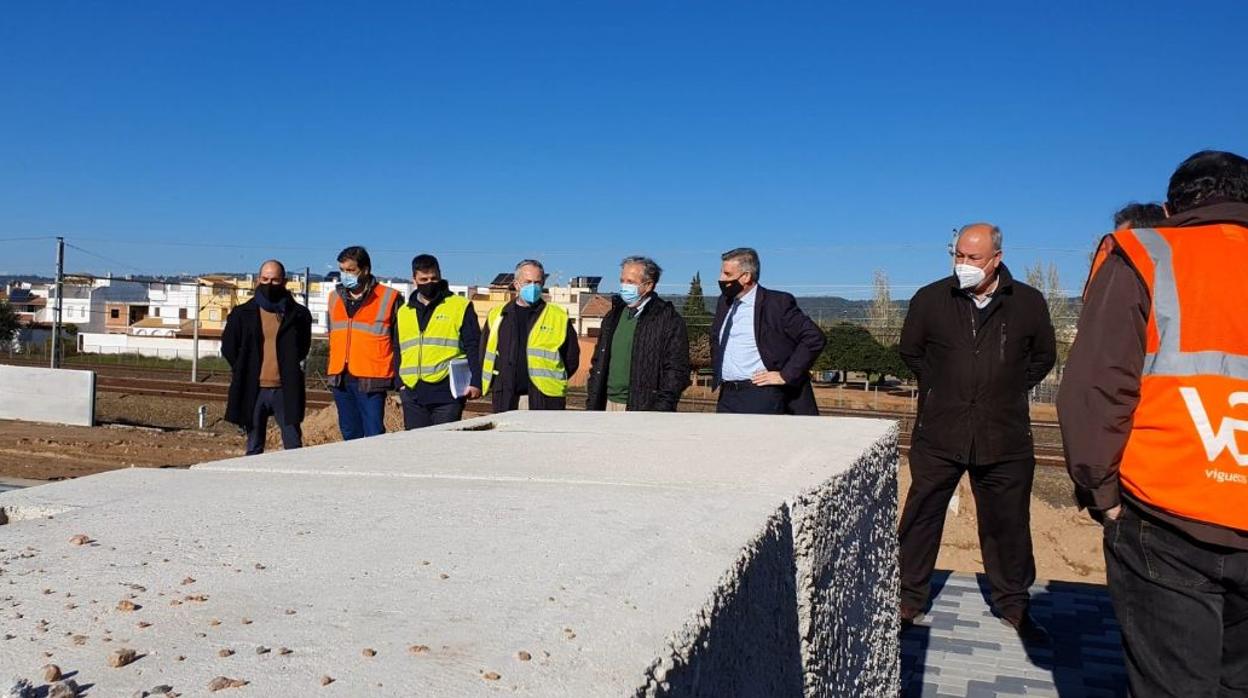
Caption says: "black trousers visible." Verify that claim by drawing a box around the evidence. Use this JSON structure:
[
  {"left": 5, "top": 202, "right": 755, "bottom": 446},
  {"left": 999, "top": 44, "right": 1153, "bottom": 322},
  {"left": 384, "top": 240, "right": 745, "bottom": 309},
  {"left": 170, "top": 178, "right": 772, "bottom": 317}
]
[
  {"left": 245, "top": 388, "right": 302, "bottom": 455},
  {"left": 715, "top": 381, "right": 785, "bottom": 415},
  {"left": 399, "top": 389, "right": 465, "bottom": 430},
  {"left": 1105, "top": 504, "right": 1248, "bottom": 697},
  {"left": 491, "top": 388, "right": 566, "bottom": 413},
  {"left": 898, "top": 445, "right": 1037, "bottom": 618}
]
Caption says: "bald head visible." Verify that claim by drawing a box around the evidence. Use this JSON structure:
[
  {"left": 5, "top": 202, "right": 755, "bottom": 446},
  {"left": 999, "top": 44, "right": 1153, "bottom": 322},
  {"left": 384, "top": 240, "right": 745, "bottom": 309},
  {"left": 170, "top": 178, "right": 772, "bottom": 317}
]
[
  {"left": 952, "top": 223, "right": 1003, "bottom": 294},
  {"left": 957, "top": 223, "right": 1002, "bottom": 253},
  {"left": 258, "top": 260, "right": 286, "bottom": 284}
]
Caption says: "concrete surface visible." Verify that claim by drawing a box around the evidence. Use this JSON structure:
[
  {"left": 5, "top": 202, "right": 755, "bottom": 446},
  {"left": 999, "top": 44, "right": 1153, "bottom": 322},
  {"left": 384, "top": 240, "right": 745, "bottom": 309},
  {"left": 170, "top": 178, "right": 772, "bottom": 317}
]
[
  {"left": 0, "top": 364, "right": 95, "bottom": 427},
  {"left": 901, "top": 572, "right": 1126, "bottom": 697},
  {"left": 0, "top": 411, "right": 899, "bottom": 697}
]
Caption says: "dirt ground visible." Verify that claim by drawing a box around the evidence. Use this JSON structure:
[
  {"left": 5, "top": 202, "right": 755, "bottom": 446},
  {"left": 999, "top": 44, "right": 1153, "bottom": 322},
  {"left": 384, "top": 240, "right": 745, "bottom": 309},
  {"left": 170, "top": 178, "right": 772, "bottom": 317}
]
[
  {"left": 0, "top": 394, "right": 246, "bottom": 481},
  {"left": 1, "top": 394, "right": 1100, "bottom": 584},
  {"left": 900, "top": 461, "right": 1107, "bottom": 585}
]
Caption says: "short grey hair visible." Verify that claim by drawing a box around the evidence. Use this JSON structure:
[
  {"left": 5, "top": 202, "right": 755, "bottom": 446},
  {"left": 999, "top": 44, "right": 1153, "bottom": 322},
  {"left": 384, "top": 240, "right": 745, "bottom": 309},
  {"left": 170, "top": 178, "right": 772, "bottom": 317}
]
[
  {"left": 514, "top": 259, "right": 546, "bottom": 278},
  {"left": 620, "top": 256, "right": 662, "bottom": 285},
  {"left": 956, "top": 223, "right": 1003, "bottom": 252},
  {"left": 721, "top": 247, "right": 760, "bottom": 280}
]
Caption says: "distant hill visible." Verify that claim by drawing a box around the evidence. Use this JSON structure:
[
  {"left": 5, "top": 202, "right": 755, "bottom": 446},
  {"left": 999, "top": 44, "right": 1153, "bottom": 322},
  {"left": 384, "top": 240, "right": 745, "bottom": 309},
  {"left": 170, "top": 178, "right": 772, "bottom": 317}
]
[{"left": 667, "top": 294, "right": 903, "bottom": 325}]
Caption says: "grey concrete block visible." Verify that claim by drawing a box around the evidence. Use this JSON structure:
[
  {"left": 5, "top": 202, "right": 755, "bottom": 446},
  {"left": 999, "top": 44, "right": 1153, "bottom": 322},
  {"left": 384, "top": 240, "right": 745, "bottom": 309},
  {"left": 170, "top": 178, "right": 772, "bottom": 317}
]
[
  {"left": 0, "top": 364, "right": 94, "bottom": 427},
  {"left": 0, "top": 411, "right": 899, "bottom": 697}
]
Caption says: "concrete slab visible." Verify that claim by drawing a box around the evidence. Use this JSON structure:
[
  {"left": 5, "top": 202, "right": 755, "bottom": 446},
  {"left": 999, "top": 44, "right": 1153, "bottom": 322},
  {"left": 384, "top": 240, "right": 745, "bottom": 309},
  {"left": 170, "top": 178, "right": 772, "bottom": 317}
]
[
  {"left": 0, "top": 364, "right": 95, "bottom": 427},
  {"left": 0, "top": 412, "right": 900, "bottom": 697}
]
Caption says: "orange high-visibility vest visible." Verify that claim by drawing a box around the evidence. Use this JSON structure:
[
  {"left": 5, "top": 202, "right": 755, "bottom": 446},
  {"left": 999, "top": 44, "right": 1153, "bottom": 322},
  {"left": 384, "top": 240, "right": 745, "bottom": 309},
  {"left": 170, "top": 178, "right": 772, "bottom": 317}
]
[
  {"left": 327, "top": 284, "right": 400, "bottom": 380},
  {"left": 1090, "top": 224, "right": 1248, "bottom": 532}
]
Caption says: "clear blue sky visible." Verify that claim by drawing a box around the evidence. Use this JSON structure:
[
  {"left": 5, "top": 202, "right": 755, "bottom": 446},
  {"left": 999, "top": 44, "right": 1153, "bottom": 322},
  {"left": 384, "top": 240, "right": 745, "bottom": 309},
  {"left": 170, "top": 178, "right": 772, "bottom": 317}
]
[{"left": 2, "top": 2, "right": 1246, "bottom": 298}]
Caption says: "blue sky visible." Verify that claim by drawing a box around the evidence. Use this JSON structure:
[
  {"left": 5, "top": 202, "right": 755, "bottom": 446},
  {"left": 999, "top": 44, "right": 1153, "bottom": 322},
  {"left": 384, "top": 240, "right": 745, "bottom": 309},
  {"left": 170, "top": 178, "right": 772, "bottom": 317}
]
[{"left": 2, "top": 2, "right": 1246, "bottom": 298}]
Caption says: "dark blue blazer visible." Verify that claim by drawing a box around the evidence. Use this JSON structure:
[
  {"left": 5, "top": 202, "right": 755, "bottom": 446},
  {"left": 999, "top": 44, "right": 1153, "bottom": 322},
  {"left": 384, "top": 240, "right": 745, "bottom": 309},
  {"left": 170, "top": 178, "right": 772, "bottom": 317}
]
[{"left": 710, "top": 285, "right": 827, "bottom": 414}]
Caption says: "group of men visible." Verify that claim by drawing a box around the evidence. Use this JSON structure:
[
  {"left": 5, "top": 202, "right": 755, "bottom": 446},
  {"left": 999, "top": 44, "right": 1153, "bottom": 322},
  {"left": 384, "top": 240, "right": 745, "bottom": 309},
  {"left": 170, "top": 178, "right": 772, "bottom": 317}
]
[
  {"left": 219, "top": 246, "right": 829, "bottom": 453},
  {"left": 218, "top": 148, "right": 1248, "bottom": 697}
]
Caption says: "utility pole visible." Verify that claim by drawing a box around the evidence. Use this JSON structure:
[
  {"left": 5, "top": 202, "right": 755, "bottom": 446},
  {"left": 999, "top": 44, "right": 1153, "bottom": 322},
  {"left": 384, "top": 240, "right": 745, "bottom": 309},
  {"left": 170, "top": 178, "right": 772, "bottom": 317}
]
[
  {"left": 51, "top": 236, "right": 65, "bottom": 369},
  {"left": 191, "top": 282, "right": 200, "bottom": 383},
  {"left": 303, "top": 266, "right": 310, "bottom": 307}
]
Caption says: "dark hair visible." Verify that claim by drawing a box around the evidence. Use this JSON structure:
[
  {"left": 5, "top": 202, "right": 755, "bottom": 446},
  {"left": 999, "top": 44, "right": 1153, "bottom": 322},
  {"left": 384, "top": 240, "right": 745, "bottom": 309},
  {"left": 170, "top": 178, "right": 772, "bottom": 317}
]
[
  {"left": 1166, "top": 150, "right": 1248, "bottom": 214},
  {"left": 337, "top": 246, "right": 371, "bottom": 273},
  {"left": 721, "top": 247, "right": 760, "bottom": 280},
  {"left": 1112, "top": 202, "right": 1167, "bottom": 229},
  {"left": 411, "top": 254, "right": 441, "bottom": 276}
]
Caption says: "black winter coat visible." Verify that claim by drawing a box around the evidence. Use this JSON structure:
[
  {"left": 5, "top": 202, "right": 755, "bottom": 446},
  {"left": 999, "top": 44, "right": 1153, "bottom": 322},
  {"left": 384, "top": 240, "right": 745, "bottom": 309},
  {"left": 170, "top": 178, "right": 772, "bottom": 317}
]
[
  {"left": 585, "top": 294, "right": 691, "bottom": 411},
  {"left": 221, "top": 298, "right": 313, "bottom": 428},
  {"left": 899, "top": 264, "right": 1057, "bottom": 464}
]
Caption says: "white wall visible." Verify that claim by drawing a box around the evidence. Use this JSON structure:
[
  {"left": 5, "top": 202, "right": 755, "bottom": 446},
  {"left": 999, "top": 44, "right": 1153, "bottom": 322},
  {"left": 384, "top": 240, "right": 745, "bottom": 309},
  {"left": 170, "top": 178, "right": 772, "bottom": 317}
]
[{"left": 78, "top": 332, "right": 222, "bottom": 360}]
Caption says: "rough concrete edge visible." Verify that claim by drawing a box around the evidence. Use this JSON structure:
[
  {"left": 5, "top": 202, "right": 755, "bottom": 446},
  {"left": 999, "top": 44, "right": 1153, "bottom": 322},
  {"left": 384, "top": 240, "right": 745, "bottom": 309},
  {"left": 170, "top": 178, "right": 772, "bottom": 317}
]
[
  {"left": 629, "top": 503, "right": 796, "bottom": 698},
  {"left": 790, "top": 423, "right": 900, "bottom": 698},
  {"left": 0, "top": 503, "right": 74, "bottom": 526}
]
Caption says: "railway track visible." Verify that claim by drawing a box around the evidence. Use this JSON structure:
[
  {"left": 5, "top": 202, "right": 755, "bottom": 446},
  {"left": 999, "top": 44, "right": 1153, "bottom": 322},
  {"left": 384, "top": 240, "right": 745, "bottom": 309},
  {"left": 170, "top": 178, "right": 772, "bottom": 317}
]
[{"left": 93, "top": 375, "right": 335, "bottom": 409}]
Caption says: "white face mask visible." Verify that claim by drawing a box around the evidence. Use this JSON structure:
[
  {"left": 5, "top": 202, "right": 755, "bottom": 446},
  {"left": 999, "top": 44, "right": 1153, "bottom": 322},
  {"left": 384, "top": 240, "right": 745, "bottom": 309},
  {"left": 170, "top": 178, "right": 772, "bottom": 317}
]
[{"left": 954, "top": 263, "right": 986, "bottom": 290}]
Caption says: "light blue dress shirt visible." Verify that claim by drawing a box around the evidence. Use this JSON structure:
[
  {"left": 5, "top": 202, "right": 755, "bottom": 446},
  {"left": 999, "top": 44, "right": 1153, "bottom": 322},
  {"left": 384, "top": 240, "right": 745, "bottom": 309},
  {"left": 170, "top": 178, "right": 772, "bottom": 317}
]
[{"left": 719, "top": 286, "right": 766, "bottom": 381}]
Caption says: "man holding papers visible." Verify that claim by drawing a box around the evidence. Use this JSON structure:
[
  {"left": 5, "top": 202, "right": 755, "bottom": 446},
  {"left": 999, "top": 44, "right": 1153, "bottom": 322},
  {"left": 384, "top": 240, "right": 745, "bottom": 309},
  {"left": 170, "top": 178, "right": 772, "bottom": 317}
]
[{"left": 395, "top": 254, "right": 482, "bottom": 429}]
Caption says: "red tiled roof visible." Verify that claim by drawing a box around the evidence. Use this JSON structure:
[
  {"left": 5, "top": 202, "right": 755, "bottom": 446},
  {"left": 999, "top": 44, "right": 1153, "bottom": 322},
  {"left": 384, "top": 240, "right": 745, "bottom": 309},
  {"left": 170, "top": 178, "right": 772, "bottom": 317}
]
[{"left": 580, "top": 294, "right": 614, "bottom": 319}]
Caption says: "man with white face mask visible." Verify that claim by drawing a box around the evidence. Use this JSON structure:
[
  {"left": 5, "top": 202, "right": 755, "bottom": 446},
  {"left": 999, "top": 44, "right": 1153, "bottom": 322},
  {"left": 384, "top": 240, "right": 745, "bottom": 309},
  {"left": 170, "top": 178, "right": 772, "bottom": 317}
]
[{"left": 897, "top": 223, "right": 1057, "bottom": 645}]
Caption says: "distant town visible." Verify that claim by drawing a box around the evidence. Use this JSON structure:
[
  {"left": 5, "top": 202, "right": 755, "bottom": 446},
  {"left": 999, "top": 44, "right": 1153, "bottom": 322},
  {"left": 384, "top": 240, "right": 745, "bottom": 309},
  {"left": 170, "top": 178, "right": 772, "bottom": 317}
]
[{"left": 0, "top": 271, "right": 894, "bottom": 362}]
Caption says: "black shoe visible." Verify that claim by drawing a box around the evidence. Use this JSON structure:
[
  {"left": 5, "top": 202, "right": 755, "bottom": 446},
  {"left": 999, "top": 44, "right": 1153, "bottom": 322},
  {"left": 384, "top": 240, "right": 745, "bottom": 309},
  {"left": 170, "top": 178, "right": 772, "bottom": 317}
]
[
  {"left": 1003, "top": 612, "right": 1051, "bottom": 646},
  {"left": 900, "top": 604, "right": 924, "bottom": 629}
]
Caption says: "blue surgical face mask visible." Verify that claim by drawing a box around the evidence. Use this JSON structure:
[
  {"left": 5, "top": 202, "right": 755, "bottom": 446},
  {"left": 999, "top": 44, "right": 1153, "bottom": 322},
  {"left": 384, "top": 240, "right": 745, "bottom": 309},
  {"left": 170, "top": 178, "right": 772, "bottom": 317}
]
[
  {"left": 519, "top": 283, "right": 542, "bottom": 304},
  {"left": 619, "top": 283, "right": 642, "bottom": 305},
  {"left": 339, "top": 272, "right": 360, "bottom": 289}
]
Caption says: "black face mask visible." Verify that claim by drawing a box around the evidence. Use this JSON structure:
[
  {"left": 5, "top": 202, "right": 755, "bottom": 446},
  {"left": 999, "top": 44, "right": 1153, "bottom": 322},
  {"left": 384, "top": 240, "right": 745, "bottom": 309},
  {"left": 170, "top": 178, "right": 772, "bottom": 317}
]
[
  {"left": 416, "top": 281, "right": 442, "bottom": 300},
  {"left": 256, "top": 284, "right": 288, "bottom": 302},
  {"left": 718, "top": 276, "right": 746, "bottom": 299}
]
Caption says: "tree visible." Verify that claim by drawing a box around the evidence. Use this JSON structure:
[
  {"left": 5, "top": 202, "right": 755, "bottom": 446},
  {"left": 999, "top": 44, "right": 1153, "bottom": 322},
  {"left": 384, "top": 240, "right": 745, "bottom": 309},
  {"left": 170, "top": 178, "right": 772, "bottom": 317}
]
[
  {"left": 688, "top": 333, "right": 712, "bottom": 372},
  {"left": 815, "top": 323, "right": 911, "bottom": 385},
  {"left": 0, "top": 300, "right": 19, "bottom": 348},
  {"left": 867, "top": 269, "right": 902, "bottom": 346},
  {"left": 680, "top": 272, "right": 714, "bottom": 343}
]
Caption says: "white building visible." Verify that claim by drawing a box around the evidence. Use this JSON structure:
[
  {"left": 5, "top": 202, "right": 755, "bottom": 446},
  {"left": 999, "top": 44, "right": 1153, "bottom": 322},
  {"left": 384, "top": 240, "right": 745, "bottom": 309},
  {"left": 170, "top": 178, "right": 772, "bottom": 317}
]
[{"left": 40, "top": 279, "right": 150, "bottom": 334}]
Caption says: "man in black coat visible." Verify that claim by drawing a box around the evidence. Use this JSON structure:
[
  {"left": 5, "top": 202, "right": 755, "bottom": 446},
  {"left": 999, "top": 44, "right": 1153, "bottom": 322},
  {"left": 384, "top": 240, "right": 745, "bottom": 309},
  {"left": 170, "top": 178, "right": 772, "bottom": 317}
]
[
  {"left": 710, "top": 247, "right": 826, "bottom": 415},
  {"left": 586, "top": 256, "right": 690, "bottom": 412},
  {"left": 897, "top": 223, "right": 1056, "bottom": 643},
  {"left": 222, "top": 260, "right": 313, "bottom": 455}
]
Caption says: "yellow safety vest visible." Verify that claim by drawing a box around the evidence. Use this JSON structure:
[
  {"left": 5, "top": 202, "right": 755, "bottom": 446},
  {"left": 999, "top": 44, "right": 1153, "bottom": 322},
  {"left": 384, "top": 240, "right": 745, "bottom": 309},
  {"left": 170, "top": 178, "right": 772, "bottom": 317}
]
[
  {"left": 482, "top": 302, "right": 569, "bottom": 397},
  {"left": 396, "top": 294, "right": 470, "bottom": 387}
]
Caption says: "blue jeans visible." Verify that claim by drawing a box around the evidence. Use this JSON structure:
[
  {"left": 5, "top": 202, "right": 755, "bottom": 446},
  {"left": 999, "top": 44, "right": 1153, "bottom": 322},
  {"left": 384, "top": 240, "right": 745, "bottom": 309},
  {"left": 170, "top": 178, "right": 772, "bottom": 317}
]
[{"left": 331, "top": 375, "right": 387, "bottom": 441}]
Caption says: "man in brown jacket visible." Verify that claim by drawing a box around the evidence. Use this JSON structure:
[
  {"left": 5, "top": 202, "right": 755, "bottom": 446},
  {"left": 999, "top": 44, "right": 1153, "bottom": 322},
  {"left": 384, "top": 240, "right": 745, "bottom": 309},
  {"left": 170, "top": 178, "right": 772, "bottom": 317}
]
[{"left": 1058, "top": 150, "right": 1248, "bottom": 696}]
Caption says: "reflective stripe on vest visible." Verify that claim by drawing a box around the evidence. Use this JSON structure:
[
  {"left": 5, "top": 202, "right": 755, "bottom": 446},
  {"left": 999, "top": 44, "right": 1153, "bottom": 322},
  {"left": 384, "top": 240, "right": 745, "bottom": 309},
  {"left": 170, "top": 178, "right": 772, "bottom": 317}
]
[
  {"left": 1101, "top": 225, "right": 1248, "bottom": 531},
  {"left": 481, "top": 303, "right": 569, "bottom": 397},
  {"left": 327, "top": 285, "right": 399, "bottom": 379},
  {"left": 395, "top": 295, "right": 469, "bottom": 388}
]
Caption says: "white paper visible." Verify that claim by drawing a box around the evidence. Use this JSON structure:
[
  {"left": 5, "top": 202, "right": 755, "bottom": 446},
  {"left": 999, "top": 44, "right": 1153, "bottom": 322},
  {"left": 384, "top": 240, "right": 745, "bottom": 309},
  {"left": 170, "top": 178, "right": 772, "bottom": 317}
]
[{"left": 449, "top": 358, "right": 472, "bottom": 399}]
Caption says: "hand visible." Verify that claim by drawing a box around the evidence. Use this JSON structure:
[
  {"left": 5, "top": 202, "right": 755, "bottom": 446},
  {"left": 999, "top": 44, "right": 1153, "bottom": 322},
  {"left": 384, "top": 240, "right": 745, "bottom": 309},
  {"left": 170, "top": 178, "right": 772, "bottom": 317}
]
[
  {"left": 463, "top": 386, "right": 482, "bottom": 400},
  {"left": 1103, "top": 505, "right": 1122, "bottom": 521},
  {"left": 751, "top": 370, "right": 786, "bottom": 386}
]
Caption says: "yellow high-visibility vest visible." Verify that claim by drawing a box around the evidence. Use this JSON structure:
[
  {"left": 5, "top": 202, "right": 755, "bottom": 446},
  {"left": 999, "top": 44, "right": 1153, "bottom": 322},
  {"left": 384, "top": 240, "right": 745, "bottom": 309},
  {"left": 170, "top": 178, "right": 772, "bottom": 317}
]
[
  {"left": 482, "top": 302, "right": 569, "bottom": 397},
  {"left": 396, "top": 294, "right": 470, "bottom": 387}
]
